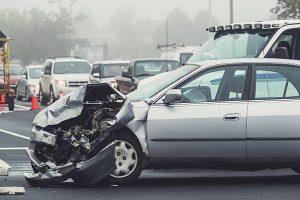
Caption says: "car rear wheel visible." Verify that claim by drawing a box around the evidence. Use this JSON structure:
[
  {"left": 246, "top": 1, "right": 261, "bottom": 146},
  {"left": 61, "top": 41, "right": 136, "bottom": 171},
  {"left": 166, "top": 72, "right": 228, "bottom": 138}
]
[
  {"left": 106, "top": 133, "right": 143, "bottom": 185},
  {"left": 24, "top": 87, "right": 30, "bottom": 102},
  {"left": 16, "top": 87, "right": 22, "bottom": 101},
  {"left": 7, "top": 96, "right": 14, "bottom": 111},
  {"left": 49, "top": 87, "right": 56, "bottom": 104},
  {"left": 39, "top": 88, "right": 48, "bottom": 106}
]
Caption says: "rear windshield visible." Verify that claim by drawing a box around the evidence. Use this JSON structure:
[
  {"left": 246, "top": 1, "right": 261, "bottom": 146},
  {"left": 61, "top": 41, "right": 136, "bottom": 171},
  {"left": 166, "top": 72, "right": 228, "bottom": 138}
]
[
  {"left": 53, "top": 62, "right": 91, "bottom": 74},
  {"left": 29, "top": 68, "right": 42, "bottom": 79},
  {"left": 134, "top": 60, "right": 179, "bottom": 78},
  {"left": 102, "top": 63, "right": 129, "bottom": 78}
]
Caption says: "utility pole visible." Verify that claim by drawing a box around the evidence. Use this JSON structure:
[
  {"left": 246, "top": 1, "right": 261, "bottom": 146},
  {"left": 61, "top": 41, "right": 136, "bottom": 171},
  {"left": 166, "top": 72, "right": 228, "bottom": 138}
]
[
  {"left": 165, "top": 18, "right": 168, "bottom": 61},
  {"left": 230, "top": 0, "right": 234, "bottom": 23},
  {"left": 208, "top": 0, "right": 212, "bottom": 26}
]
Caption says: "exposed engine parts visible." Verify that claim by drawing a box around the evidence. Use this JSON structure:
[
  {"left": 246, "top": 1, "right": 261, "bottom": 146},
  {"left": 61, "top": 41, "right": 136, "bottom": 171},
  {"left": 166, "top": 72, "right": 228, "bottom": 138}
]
[{"left": 25, "top": 84, "right": 132, "bottom": 186}]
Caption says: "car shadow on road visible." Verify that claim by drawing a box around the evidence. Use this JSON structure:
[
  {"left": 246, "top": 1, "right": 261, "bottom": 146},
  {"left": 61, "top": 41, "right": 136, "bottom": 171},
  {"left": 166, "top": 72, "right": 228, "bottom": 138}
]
[{"left": 26, "top": 174, "right": 300, "bottom": 189}]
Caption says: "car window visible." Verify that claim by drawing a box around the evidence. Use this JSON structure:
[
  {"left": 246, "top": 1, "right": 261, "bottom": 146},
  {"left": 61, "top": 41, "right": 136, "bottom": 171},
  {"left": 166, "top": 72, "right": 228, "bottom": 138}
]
[
  {"left": 134, "top": 60, "right": 179, "bottom": 77},
  {"left": 29, "top": 68, "right": 42, "bottom": 79},
  {"left": 102, "top": 64, "right": 129, "bottom": 78},
  {"left": 270, "top": 32, "right": 294, "bottom": 59},
  {"left": 180, "top": 53, "right": 193, "bottom": 66},
  {"left": 255, "top": 65, "right": 300, "bottom": 99},
  {"left": 53, "top": 62, "right": 90, "bottom": 74},
  {"left": 44, "top": 63, "right": 52, "bottom": 75},
  {"left": 91, "top": 64, "right": 102, "bottom": 75},
  {"left": 178, "top": 66, "right": 247, "bottom": 103}
]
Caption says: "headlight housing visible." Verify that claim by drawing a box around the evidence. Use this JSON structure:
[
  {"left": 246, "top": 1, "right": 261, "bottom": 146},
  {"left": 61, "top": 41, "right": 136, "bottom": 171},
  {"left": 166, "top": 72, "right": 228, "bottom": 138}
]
[{"left": 55, "top": 80, "right": 67, "bottom": 87}]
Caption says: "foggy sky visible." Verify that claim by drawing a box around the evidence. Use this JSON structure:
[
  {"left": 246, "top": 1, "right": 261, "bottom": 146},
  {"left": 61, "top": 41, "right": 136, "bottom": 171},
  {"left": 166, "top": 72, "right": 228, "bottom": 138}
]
[{"left": 0, "top": 0, "right": 277, "bottom": 26}]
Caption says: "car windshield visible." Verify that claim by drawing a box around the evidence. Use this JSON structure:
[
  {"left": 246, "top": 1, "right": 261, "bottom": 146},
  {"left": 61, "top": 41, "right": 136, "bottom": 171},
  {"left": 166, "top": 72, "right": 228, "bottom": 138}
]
[
  {"left": 0, "top": 68, "right": 22, "bottom": 75},
  {"left": 10, "top": 66, "right": 23, "bottom": 75},
  {"left": 29, "top": 68, "right": 42, "bottom": 79},
  {"left": 53, "top": 62, "right": 91, "bottom": 74},
  {"left": 102, "top": 63, "right": 129, "bottom": 78},
  {"left": 127, "top": 64, "right": 198, "bottom": 101},
  {"left": 188, "top": 29, "right": 275, "bottom": 63},
  {"left": 135, "top": 60, "right": 179, "bottom": 77}
]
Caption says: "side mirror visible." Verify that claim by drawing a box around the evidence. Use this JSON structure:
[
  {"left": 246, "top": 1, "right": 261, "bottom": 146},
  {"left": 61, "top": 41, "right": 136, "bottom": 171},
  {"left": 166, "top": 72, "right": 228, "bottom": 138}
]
[
  {"left": 122, "top": 71, "right": 132, "bottom": 78},
  {"left": 274, "top": 47, "right": 289, "bottom": 59},
  {"left": 163, "top": 89, "right": 182, "bottom": 104},
  {"left": 92, "top": 72, "right": 100, "bottom": 78}
]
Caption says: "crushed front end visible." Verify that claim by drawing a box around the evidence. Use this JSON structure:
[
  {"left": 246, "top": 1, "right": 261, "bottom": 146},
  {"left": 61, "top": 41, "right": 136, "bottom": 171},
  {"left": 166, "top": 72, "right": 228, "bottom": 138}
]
[{"left": 25, "top": 83, "right": 132, "bottom": 186}]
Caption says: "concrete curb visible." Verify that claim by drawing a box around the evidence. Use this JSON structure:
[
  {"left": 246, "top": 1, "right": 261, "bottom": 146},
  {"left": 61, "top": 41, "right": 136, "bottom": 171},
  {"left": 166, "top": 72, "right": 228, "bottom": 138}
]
[
  {"left": 0, "top": 159, "right": 11, "bottom": 176},
  {"left": 0, "top": 187, "right": 25, "bottom": 195}
]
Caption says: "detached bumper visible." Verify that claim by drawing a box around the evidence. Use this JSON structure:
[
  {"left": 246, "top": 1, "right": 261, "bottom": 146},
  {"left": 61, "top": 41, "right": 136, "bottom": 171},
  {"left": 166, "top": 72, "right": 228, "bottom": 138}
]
[{"left": 25, "top": 142, "right": 116, "bottom": 186}]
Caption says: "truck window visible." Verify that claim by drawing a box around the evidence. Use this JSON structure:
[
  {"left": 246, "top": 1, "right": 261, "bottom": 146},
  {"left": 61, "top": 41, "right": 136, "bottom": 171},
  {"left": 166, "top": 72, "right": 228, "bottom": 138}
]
[
  {"left": 269, "top": 31, "right": 295, "bottom": 59},
  {"left": 188, "top": 30, "right": 275, "bottom": 63}
]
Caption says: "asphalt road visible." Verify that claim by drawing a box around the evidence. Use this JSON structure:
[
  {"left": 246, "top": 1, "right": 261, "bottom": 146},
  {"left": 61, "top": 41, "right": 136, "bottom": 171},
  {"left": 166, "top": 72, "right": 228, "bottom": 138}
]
[{"left": 1, "top": 100, "right": 300, "bottom": 200}]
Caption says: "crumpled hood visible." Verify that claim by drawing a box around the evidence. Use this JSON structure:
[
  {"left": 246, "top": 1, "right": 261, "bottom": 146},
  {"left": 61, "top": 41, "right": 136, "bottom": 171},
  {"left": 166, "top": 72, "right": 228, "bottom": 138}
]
[{"left": 33, "top": 83, "right": 130, "bottom": 129}]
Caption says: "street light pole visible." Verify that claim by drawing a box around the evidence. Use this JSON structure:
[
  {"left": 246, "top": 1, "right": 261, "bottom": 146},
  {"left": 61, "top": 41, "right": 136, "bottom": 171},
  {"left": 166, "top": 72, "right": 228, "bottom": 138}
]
[
  {"left": 208, "top": 0, "right": 212, "bottom": 26},
  {"left": 230, "top": 0, "right": 234, "bottom": 23}
]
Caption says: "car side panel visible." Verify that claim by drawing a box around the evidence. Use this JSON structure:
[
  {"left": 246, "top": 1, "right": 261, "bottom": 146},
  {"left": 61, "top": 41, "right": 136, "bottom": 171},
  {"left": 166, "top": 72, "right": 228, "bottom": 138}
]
[{"left": 247, "top": 100, "right": 300, "bottom": 157}]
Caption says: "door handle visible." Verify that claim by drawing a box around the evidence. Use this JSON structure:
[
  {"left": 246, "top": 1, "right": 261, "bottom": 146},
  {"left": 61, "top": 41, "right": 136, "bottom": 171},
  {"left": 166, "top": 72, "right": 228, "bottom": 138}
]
[{"left": 223, "top": 113, "right": 240, "bottom": 121}]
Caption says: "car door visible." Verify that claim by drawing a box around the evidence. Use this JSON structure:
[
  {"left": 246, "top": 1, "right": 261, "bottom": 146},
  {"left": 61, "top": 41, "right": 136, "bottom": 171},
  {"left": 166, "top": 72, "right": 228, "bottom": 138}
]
[
  {"left": 147, "top": 65, "right": 249, "bottom": 158},
  {"left": 247, "top": 64, "right": 300, "bottom": 157}
]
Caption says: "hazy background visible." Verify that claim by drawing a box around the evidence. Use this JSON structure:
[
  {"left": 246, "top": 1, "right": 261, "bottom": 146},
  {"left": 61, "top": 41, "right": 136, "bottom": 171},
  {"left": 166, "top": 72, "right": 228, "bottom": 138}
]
[{"left": 0, "top": 0, "right": 278, "bottom": 64}]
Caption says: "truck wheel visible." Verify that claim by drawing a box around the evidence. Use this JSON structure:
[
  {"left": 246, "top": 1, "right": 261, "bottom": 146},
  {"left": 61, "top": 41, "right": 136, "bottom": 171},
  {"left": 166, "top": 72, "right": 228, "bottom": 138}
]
[
  {"left": 7, "top": 96, "right": 14, "bottom": 111},
  {"left": 105, "top": 132, "right": 143, "bottom": 185}
]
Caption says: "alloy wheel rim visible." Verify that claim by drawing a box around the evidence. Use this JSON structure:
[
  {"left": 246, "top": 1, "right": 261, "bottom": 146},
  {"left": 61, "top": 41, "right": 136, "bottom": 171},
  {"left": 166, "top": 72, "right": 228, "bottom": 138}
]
[{"left": 110, "top": 140, "right": 138, "bottom": 179}]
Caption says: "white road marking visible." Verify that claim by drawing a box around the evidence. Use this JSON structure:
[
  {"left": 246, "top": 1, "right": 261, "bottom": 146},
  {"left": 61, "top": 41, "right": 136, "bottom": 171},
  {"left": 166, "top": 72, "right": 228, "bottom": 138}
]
[
  {"left": 15, "top": 104, "right": 31, "bottom": 110},
  {"left": 0, "top": 147, "right": 27, "bottom": 150},
  {"left": 0, "top": 129, "right": 30, "bottom": 140}
]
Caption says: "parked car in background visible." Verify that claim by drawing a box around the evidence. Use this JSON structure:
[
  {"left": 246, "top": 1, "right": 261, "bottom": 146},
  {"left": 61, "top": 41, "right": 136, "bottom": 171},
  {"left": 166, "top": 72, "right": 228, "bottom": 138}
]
[
  {"left": 160, "top": 46, "right": 200, "bottom": 66},
  {"left": 115, "top": 58, "right": 180, "bottom": 94},
  {"left": 9, "top": 65, "right": 23, "bottom": 93},
  {"left": 39, "top": 57, "right": 91, "bottom": 105},
  {"left": 89, "top": 60, "right": 130, "bottom": 87},
  {"left": 16, "top": 65, "right": 42, "bottom": 101}
]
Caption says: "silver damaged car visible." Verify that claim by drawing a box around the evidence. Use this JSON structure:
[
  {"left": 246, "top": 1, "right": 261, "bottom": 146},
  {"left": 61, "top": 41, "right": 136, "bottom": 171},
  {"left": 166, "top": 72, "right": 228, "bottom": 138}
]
[{"left": 26, "top": 58, "right": 300, "bottom": 185}]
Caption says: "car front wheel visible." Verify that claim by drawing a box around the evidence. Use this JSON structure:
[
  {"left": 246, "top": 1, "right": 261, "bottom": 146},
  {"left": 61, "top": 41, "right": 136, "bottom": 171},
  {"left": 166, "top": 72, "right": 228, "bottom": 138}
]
[{"left": 106, "top": 133, "right": 143, "bottom": 185}]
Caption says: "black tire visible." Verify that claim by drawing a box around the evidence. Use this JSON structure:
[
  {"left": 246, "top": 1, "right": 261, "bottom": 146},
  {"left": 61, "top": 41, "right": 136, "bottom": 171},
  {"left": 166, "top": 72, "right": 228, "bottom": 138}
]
[
  {"left": 39, "top": 87, "right": 48, "bottom": 106},
  {"left": 7, "top": 96, "right": 14, "bottom": 111},
  {"left": 105, "top": 132, "right": 143, "bottom": 185},
  {"left": 16, "top": 87, "right": 22, "bottom": 101},
  {"left": 24, "top": 87, "right": 31, "bottom": 102},
  {"left": 49, "top": 87, "right": 56, "bottom": 104}
]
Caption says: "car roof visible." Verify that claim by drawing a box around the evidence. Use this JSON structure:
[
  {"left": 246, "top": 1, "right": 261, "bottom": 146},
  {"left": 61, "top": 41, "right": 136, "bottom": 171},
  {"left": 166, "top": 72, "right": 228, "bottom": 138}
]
[
  {"left": 47, "top": 57, "right": 89, "bottom": 63},
  {"left": 93, "top": 60, "right": 130, "bottom": 65},
  {"left": 190, "top": 58, "right": 300, "bottom": 68},
  {"left": 25, "top": 64, "right": 43, "bottom": 69},
  {"left": 132, "top": 58, "right": 179, "bottom": 62}
]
